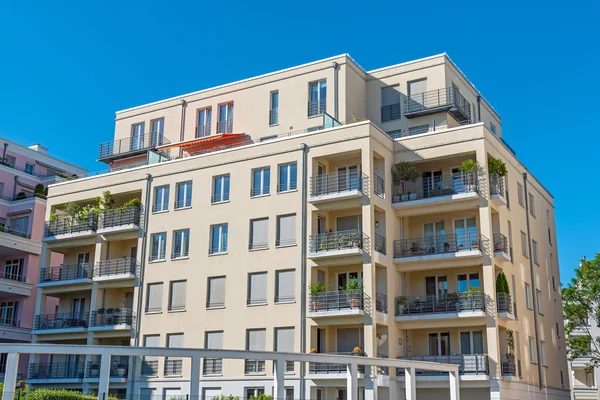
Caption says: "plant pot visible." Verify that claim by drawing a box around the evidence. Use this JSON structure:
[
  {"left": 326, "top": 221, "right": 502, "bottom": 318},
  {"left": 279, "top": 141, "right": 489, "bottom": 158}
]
[
  {"left": 349, "top": 298, "right": 361, "bottom": 309},
  {"left": 312, "top": 302, "right": 324, "bottom": 311},
  {"left": 495, "top": 243, "right": 502, "bottom": 251},
  {"left": 410, "top": 249, "right": 418, "bottom": 256},
  {"left": 116, "top": 367, "right": 127, "bottom": 377},
  {"left": 90, "top": 368, "right": 99, "bottom": 377}
]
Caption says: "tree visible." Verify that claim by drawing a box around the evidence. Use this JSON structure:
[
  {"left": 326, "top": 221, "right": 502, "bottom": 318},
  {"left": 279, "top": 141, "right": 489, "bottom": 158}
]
[{"left": 563, "top": 253, "right": 600, "bottom": 372}]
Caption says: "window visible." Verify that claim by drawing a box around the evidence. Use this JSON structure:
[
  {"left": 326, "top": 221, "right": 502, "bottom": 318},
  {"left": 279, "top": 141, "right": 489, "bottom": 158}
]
[
  {"left": 525, "top": 283, "right": 532, "bottom": 309},
  {"left": 150, "top": 233, "right": 167, "bottom": 261},
  {"left": 517, "top": 182, "right": 524, "bottom": 207},
  {"left": 171, "top": 229, "right": 190, "bottom": 259},
  {"left": 146, "top": 283, "right": 163, "bottom": 313},
  {"left": 212, "top": 175, "right": 230, "bottom": 203},
  {"left": 540, "top": 341, "right": 546, "bottom": 366},
  {"left": 153, "top": 185, "right": 169, "bottom": 212},
  {"left": 168, "top": 280, "right": 187, "bottom": 311},
  {"left": 275, "top": 270, "right": 295, "bottom": 303},
  {"left": 532, "top": 240, "right": 539, "bottom": 265},
  {"left": 245, "top": 329, "right": 266, "bottom": 374},
  {"left": 131, "top": 122, "right": 145, "bottom": 150},
  {"left": 270, "top": 91, "right": 279, "bottom": 125},
  {"left": 529, "top": 337, "right": 536, "bottom": 363},
  {"left": 0, "top": 182, "right": 4, "bottom": 197},
  {"left": 249, "top": 218, "right": 269, "bottom": 250},
  {"left": 0, "top": 301, "right": 18, "bottom": 326},
  {"left": 529, "top": 193, "right": 536, "bottom": 216},
  {"left": 207, "top": 276, "right": 226, "bottom": 308},
  {"left": 248, "top": 272, "right": 267, "bottom": 305},
  {"left": 381, "top": 85, "right": 401, "bottom": 122},
  {"left": 276, "top": 214, "right": 296, "bottom": 247},
  {"left": 3, "top": 155, "right": 15, "bottom": 168},
  {"left": 552, "top": 276, "right": 556, "bottom": 291},
  {"left": 274, "top": 327, "right": 295, "bottom": 372},
  {"left": 308, "top": 80, "right": 326, "bottom": 116},
  {"left": 204, "top": 331, "right": 224, "bottom": 375},
  {"left": 24, "top": 163, "right": 35, "bottom": 175},
  {"left": 140, "top": 389, "right": 156, "bottom": 400},
  {"left": 512, "top": 275, "right": 518, "bottom": 319},
  {"left": 507, "top": 220, "right": 514, "bottom": 262},
  {"left": 459, "top": 331, "right": 484, "bottom": 354},
  {"left": 165, "top": 333, "right": 184, "bottom": 376},
  {"left": 521, "top": 231, "right": 528, "bottom": 257},
  {"left": 408, "top": 78, "right": 427, "bottom": 97},
  {"left": 457, "top": 273, "right": 480, "bottom": 292},
  {"left": 9, "top": 216, "right": 28, "bottom": 235},
  {"left": 490, "top": 123, "right": 497, "bottom": 135},
  {"left": 217, "top": 102, "right": 234, "bottom": 134},
  {"left": 408, "top": 125, "right": 429, "bottom": 135},
  {"left": 245, "top": 388, "right": 265, "bottom": 399},
  {"left": 547, "top": 210, "right": 552, "bottom": 245},
  {"left": 278, "top": 163, "right": 297, "bottom": 192},
  {"left": 142, "top": 335, "right": 160, "bottom": 376},
  {"left": 210, "top": 224, "right": 228, "bottom": 254},
  {"left": 150, "top": 118, "right": 165, "bottom": 146},
  {"left": 251, "top": 167, "right": 270, "bottom": 197},
  {"left": 175, "top": 181, "right": 192, "bottom": 209},
  {"left": 259, "top": 135, "right": 277, "bottom": 142},
  {"left": 536, "top": 290, "right": 543, "bottom": 314},
  {"left": 4, "top": 259, "right": 24, "bottom": 281},
  {"left": 197, "top": 108, "right": 212, "bottom": 138}
]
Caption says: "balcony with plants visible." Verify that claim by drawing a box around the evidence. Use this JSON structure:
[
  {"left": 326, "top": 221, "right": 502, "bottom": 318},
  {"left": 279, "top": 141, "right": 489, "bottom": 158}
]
[
  {"left": 308, "top": 347, "right": 366, "bottom": 376},
  {"left": 493, "top": 232, "right": 511, "bottom": 262},
  {"left": 500, "top": 328, "right": 520, "bottom": 381},
  {"left": 33, "top": 312, "right": 89, "bottom": 334},
  {"left": 496, "top": 273, "right": 515, "bottom": 320},
  {"left": 308, "top": 229, "right": 367, "bottom": 260},
  {"left": 393, "top": 232, "right": 484, "bottom": 264},
  {"left": 308, "top": 169, "right": 367, "bottom": 204},
  {"left": 395, "top": 287, "right": 486, "bottom": 323},
  {"left": 308, "top": 280, "right": 370, "bottom": 318},
  {"left": 488, "top": 155, "right": 508, "bottom": 207}
]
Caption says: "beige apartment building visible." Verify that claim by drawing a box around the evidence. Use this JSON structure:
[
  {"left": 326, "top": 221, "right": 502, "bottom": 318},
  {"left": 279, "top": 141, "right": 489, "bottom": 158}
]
[{"left": 30, "top": 53, "right": 568, "bottom": 400}]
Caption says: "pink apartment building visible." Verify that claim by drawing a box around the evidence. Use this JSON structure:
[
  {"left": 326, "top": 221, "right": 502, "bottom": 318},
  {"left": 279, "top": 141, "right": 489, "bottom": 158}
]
[{"left": 0, "top": 138, "right": 86, "bottom": 380}]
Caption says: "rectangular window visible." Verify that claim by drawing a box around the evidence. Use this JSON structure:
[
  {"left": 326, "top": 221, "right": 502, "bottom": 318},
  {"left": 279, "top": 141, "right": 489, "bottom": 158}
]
[
  {"left": 248, "top": 272, "right": 268, "bottom": 305},
  {"left": 142, "top": 335, "right": 160, "bottom": 375},
  {"left": 204, "top": 331, "right": 224, "bottom": 375},
  {"left": 276, "top": 214, "right": 296, "bottom": 247},
  {"left": 245, "top": 388, "right": 265, "bottom": 399},
  {"left": 249, "top": 218, "right": 269, "bottom": 250},
  {"left": 3, "top": 155, "right": 15, "bottom": 168},
  {"left": 517, "top": 182, "right": 524, "bottom": 207},
  {"left": 153, "top": 185, "right": 170, "bottom": 212},
  {"left": 529, "top": 193, "right": 536, "bottom": 217},
  {"left": 278, "top": 163, "right": 297, "bottom": 192},
  {"left": 168, "top": 280, "right": 187, "bottom": 311},
  {"left": 270, "top": 91, "right": 279, "bottom": 125},
  {"left": 175, "top": 181, "right": 192, "bottom": 209},
  {"left": 165, "top": 333, "right": 184, "bottom": 376},
  {"left": 536, "top": 290, "right": 543, "bottom": 314},
  {"left": 511, "top": 274, "right": 518, "bottom": 319},
  {"left": 275, "top": 327, "right": 295, "bottom": 372},
  {"left": 308, "top": 80, "right": 326, "bottom": 116},
  {"left": 275, "top": 269, "right": 295, "bottom": 303},
  {"left": 207, "top": 276, "right": 226, "bottom": 308},
  {"left": 4, "top": 259, "right": 24, "bottom": 281},
  {"left": 172, "top": 229, "right": 190, "bottom": 259},
  {"left": 217, "top": 102, "right": 234, "bottom": 134},
  {"left": 150, "top": 118, "right": 165, "bottom": 146},
  {"left": 532, "top": 240, "right": 539, "bottom": 265},
  {"left": 197, "top": 108, "right": 212, "bottom": 138},
  {"left": 146, "top": 283, "right": 163, "bottom": 313},
  {"left": 150, "top": 233, "right": 167, "bottom": 261},
  {"left": 210, "top": 224, "right": 228, "bottom": 254},
  {"left": 525, "top": 283, "right": 532, "bottom": 309},
  {"left": 381, "top": 85, "right": 401, "bottom": 122},
  {"left": 529, "top": 337, "right": 536, "bottom": 363},
  {"left": 131, "top": 122, "right": 145, "bottom": 151},
  {"left": 9, "top": 216, "right": 28, "bottom": 236},
  {"left": 547, "top": 210, "right": 553, "bottom": 245},
  {"left": 490, "top": 123, "right": 497, "bottom": 135},
  {"left": 259, "top": 135, "right": 277, "bottom": 142},
  {"left": 0, "top": 182, "right": 4, "bottom": 198},
  {"left": 24, "top": 163, "right": 35, "bottom": 175},
  {"left": 552, "top": 275, "right": 556, "bottom": 291},
  {"left": 507, "top": 220, "right": 514, "bottom": 262},
  {"left": 212, "top": 175, "right": 230, "bottom": 203},
  {"left": 521, "top": 231, "right": 528, "bottom": 257},
  {"left": 0, "top": 301, "right": 18, "bottom": 326},
  {"left": 246, "top": 329, "right": 266, "bottom": 374},
  {"left": 251, "top": 167, "right": 270, "bottom": 197},
  {"left": 459, "top": 331, "right": 483, "bottom": 354}
]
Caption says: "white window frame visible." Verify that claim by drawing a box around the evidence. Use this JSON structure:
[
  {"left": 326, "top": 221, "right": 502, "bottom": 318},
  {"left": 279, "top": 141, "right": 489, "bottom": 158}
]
[
  {"left": 171, "top": 229, "right": 190, "bottom": 259},
  {"left": 197, "top": 107, "right": 212, "bottom": 137},
  {"left": 521, "top": 231, "right": 528, "bottom": 257},
  {"left": 490, "top": 123, "right": 497, "bottom": 135},
  {"left": 150, "top": 232, "right": 167, "bottom": 262},
  {"left": 529, "top": 337, "right": 536, "bottom": 363},
  {"left": 308, "top": 80, "right": 326, "bottom": 117},
  {"left": 270, "top": 91, "right": 279, "bottom": 125},
  {"left": 251, "top": 167, "right": 270, "bottom": 197},
  {"left": 536, "top": 289, "right": 543, "bottom": 314},
  {"left": 278, "top": 162, "right": 297, "bottom": 193},
  {"left": 175, "top": 181, "right": 192, "bottom": 209},
  {"left": 153, "top": 185, "right": 170, "bottom": 212},
  {"left": 529, "top": 193, "right": 536, "bottom": 217},
  {"left": 24, "top": 163, "right": 35, "bottom": 175},
  {"left": 217, "top": 102, "right": 234, "bottom": 133},
  {"left": 532, "top": 240, "right": 539, "bottom": 265},
  {"left": 517, "top": 183, "right": 524, "bottom": 207},
  {"left": 212, "top": 175, "right": 230, "bottom": 204},
  {"left": 525, "top": 283, "right": 532, "bottom": 309},
  {"left": 210, "top": 224, "right": 228, "bottom": 255}
]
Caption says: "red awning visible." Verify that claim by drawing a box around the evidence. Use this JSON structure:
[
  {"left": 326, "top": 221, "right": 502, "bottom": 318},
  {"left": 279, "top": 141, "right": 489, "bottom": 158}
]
[{"left": 157, "top": 133, "right": 246, "bottom": 150}]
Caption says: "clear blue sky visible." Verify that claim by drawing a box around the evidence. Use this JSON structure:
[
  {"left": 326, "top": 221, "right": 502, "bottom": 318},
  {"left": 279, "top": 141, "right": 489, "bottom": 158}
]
[{"left": 1, "top": 0, "right": 598, "bottom": 284}]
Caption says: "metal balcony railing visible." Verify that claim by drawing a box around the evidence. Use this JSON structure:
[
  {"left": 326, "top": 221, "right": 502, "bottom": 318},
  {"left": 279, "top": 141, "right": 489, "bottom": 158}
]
[
  {"left": 309, "top": 352, "right": 366, "bottom": 374},
  {"left": 98, "top": 132, "right": 170, "bottom": 161},
  {"left": 309, "top": 229, "right": 368, "bottom": 253},
  {"left": 404, "top": 87, "right": 471, "bottom": 122},
  {"left": 395, "top": 292, "right": 486, "bottom": 316},
  {"left": 309, "top": 289, "right": 371, "bottom": 313},
  {"left": 95, "top": 257, "right": 138, "bottom": 277},
  {"left": 393, "top": 232, "right": 484, "bottom": 258},
  {"left": 0, "top": 270, "right": 25, "bottom": 282},
  {"left": 39, "top": 263, "right": 92, "bottom": 283},
  {"left": 493, "top": 232, "right": 509, "bottom": 254},
  {"left": 244, "top": 359, "right": 265, "bottom": 374},
  {"left": 44, "top": 214, "right": 98, "bottom": 237},
  {"left": 269, "top": 108, "right": 278, "bottom": 125},
  {"left": 164, "top": 359, "right": 183, "bottom": 376},
  {"left": 196, "top": 124, "right": 211, "bottom": 138},
  {"left": 99, "top": 206, "right": 141, "bottom": 229},
  {"left": 497, "top": 292, "right": 512, "bottom": 314},
  {"left": 392, "top": 171, "right": 478, "bottom": 203},
  {"left": 374, "top": 233, "right": 386, "bottom": 255},
  {"left": 34, "top": 312, "right": 89, "bottom": 330},
  {"left": 396, "top": 354, "right": 488, "bottom": 375},
  {"left": 501, "top": 354, "right": 517, "bottom": 376},
  {"left": 277, "top": 180, "right": 297, "bottom": 192},
  {"left": 85, "top": 359, "right": 129, "bottom": 378},
  {"left": 140, "top": 360, "right": 158, "bottom": 376},
  {"left": 308, "top": 98, "right": 326, "bottom": 117},
  {"left": 175, "top": 197, "right": 192, "bottom": 209},
  {"left": 28, "top": 362, "right": 84, "bottom": 379},
  {"left": 376, "top": 292, "right": 387, "bottom": 313},
  {"left": 203, "top": 357, "right": 223, "bottom": 375},
  {"left": 490, "top": 173, "right": 505, "bottom": 197},
  {"left": 309, "top": 171, "right": 365, "bottom": 197},
  {"left": 216, "top": 120, "right": 233, "bottom": 134},
  {"left": 90, "top": 308, "right": 134, "bottom": 327},
  {"left": 381, "top": 103, "right": 401, "bottom": 122},
  {"left": 374, "top": 174, "right": 384, "bottom": 198},
  {"left": 0, "top": 226, "right": 31, "bottom": 239},
  {"left": 211, "top": 192, "right": 230, "bottom": 203}
]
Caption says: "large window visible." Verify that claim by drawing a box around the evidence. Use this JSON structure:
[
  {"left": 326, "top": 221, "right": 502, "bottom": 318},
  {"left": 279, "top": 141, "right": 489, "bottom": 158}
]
[
  {"left": 536, "top": 290, "right": 543, "bottom": 314},
  {"left": 308, "top": 80, "right": 326, "bottom": 117},
  {"left": 521, "top": 231, "right": 528, "bottom": 257},
  {"left": 270, "top": 91, "right": 279, "bottom": 125},
  {"left": 517, "top": 183, "right": 524, "bottom": 207},
  {"left": 212, "top": 175, "right": 230, "bottom": 203},
  {"left": 0, "top": 301, "right": 18, "bottom": 326},
  {"left": 175, "top": 181, "right": 192, "bottom": 209},
  {"left": 457, "top": 273, "right": 480, "bottom": 293},
  {"left": 4, "top": 259, "right": 24, "bottom": 281},
  {"left": 278, "top": 163, "right": 297, "bottom": 192},
  {"left": 150, "top": 118, "right": 164, "bottom": 146},
  {"left": 540, "top": 341, "right": 546, "bottom": 366},
  {"left": 9, "top": 216, "right": 28, "bottom": 235},
  {"left": 168, "top": 280, "right": 187, "bottom": 312},
  {"left": 142, "top": 335, "right": 160, "bottom": 375},
  {"left": 172, "top": 229, "right": 190, "bottom": 259},
  {"left": 131, "top": 122, "right": 145, "bottom": 150},
  {"left": 153, "top": 185, "right": 170, "bottom": 212},
  {"left": 245, "top": 329, "right": 266, "bottom": 374},
  {"left": 381, "top": 85, "right": 401, "bottom": 122},
  {"left": 249, "top": 218, "right": 269, "bottom": 250},
  {"left": 532, "top": 240, "right": 539, "bottom": 265},
  {"left": 24, "top": 163, "right": 35, "bottom": 176},
  {"left": 248, "top": 272, "right": 268, "bottom": 305},
  {"left": 529, "top": 193, "right": 536, "bottom": 217},
  {"left": 525, "top": 283, "right": 532, "bottom": 309},
  {"left": 529, "top": 337, "right": 536, "bottom": 363},
  {"left": 275, "top": 270, "right": 295, "bottom": 303},
  {"left": 252, "top": 167, "right": 270, "bottom": 197},
  {"left": 210, "top": 224, "right": 228, "bottom": 255},
  {"left": 276, "top": 214, "right": 296, "bottom": 247},
  {"left": 165, "top": 333, "right": 184, "bottom": 376},
  {"left": 150, "top": 233, "right": 167, "bottom": 261},
  {"left": 217, "top": 102, "right": 234, "bottom": 134},
  {"left": 146, "top": 283, "right": 163, "bottom": 313},
  {"left": 274, "top": 327, "right": 295, "bottom": 372},
  {"left": 207, "top": 276, "right": 226, "bottom": 308},
  {"left": 197, "top": 108, "right": 212, "bottom": 138},
  {"left": 204, "top": 331, "right": 224, "bottom": 375},
  {"left": 459, "top": 331, "right": 484, "bottom": 354}
]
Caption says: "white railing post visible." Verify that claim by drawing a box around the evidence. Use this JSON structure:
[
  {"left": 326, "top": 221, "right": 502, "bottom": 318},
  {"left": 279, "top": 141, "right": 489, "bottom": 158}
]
[
  {"left": 405, "top": 367, "right": 416, "bottom": 400},
  {"left": 97, "top": 353, "right": 111, "bottom": 400},
  {"left": 2, "top": 352, "right": 19, "bottom": 400},
  {"left": 346, "top": 363, "right": 358, "bottom": 400},
  {"left": 449, "top": 369, "right": 460, "bottom": 400},
  {"left": 273, "top": 359, "right": 285, "bottom": 400},
  {"left": 190, "top": 355, "right": 201, "bottom": 398}
]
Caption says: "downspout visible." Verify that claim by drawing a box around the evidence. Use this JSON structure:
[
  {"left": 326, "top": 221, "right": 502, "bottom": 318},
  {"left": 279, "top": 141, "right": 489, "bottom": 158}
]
[
  {"left": 179, "top": 100, "right": 187, "bottom": 158},
  {"left": 129, "top": 173, "right": 153, "bottom": 396},
  {"left": 2, "top": 143, "right": 8, "bottom": 161},
  {"left": 299, "top": 143, "right": 309, "bottom": 400},
  {"left": 13, "top": 176, "right": 18, "bottom": 200},
  {"left": 523, "top": 173, "right": 543, "bottom": 389},
  {"left": 332, "top": 62, "right": 339, "bottom": 120},
  {"left": 476, "top": 95, "right": 482, "bottom": 123}
]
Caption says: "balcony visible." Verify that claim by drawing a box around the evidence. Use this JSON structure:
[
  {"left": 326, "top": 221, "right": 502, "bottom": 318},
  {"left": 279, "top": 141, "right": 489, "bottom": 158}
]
[
  {"left": 97, "top": 132, "right": 170, "bottom": 163},
  {"left": 44, "top": 214, "right": 98, "bottom": 241},
  {"left": 489, "top": 173, "right": 507, "bottom": 207},
  {"left": 33, "top": 312, "right": 89, "bottom": 334},
  {"left": 244, "top": 359, "right": 265, "bottom": 375},
  {"left": 501, "top": 354, "right": 519, "bottom": 381},
  {"left": 0, "top": 319, "right": 31, "bottom": 342},
  {"left": 85, "top": 359, "right": 129, "bottom": 380},
  {"left": 393, "top": 232, "right": 484, "bottom": 265},
  {"left": 396, "top": 355, "right": 488, "bottom": 378},
  {"left": 38, "top": 264, "right": 92, "bottom": 288},
  {"left": 493, "top": 233, "right": 511, "bottom": 262},
  {"left": 308, "top": 352, "right": 366, "bottom": 376},
  {"left": 403, "top": 87, "right": 471, "bottom": 122},
  {"left": 497, "top": 292, "right": 515, "bottom": 320},
  {"left": 374, "top": 233, "right": 386, "bottom": 255},
  {"left": 375, "top": 292, "right": 387, "bottom": 314},
  {"left": 93, "top": 257, "right": 138, "bottom": 282},
  {"left": 196, "top": 124, "right": 211, "bottom": 138},
  {"left": 374, "top": 174, "right": 385, "bottom": 198},
  {"left": 0, "top": 225, "right": 40, "bottom": 255},
  {"left": 308, "top": 289, "right": 370, "bottom": 318},
  {"left": 572, "top": 387, "right": 599, "bottom": 400},
  {"left": 308, "top": 98, "right": 326, "bottom": 117},
  {"left": 381, "top": 103, "right": 401, "bottom": 123},
  {"left": 308, "top": 230, "right": 367, "bottom": 261},
  {"left": 28, "top": 362, "right": 84, "bottom": 381},
  {"left": 164, "top": 359, "right": 183, "bottom": 376},
  {"left": 89, "top": 308, "right": 134, "bottom": 331},
  {"left": 0, "top": 271, "right": 32, "bottom": 297},
  {"left": 97, "top": 206, "right": 141, "bottom": 234},
  {"left": 203, "top": 357, "right": 222, "bottom": 376},
  {"left": 395, "top": 292, "right": 486, "bottom": 323},
  {"left": 308, "top": 171, "right": 366, "bottom": 204}
]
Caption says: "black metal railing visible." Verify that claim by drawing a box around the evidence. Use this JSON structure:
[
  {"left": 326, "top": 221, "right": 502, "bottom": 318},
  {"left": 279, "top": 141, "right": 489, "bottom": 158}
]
[
  {"left": 501, "top": 354, "right": 516, "bottom": 376},
  {"left": 381, "top": 103, "right": 401, "bottom": 122},
  {"left": 309, "top": 290, "right": 370, "bottom": 313},
  {"left": 95, "top": 257, "right": 138, "bottom": 277},
  {"left": 216, "top": 120, "right": 233, "bottom": 134},
  {"left": 99, "top": 206, "right": 141, "bottom": 229},
  {"left": 98, "top": 132, "right": 170, "bottom": 160},
  {"left": 196, "top": 124, "right": 211, "bottom": 138},
  {"left": 493, "top": 233, "right": 509, "bottom": 254},
  {"left": 392, "top": 171, "right": 478, "bottom": 203},
  {"left": 393, "top": 232, "right": 484, "bottom": 258},
  {"left": 309, "top": 229, "right": 368, "bottom": 253},
  {"left": 269, "top": 108, "right": 278, "bottom": 125},
  {"left": 490, "top": 173, "right": 505, "bottom": 197},
  {"left": 85, "top": 359, "right": 129, "bottom": 378},
  {"left": 376, "top": 293, "right": 387, "bottom": 313},
  {"left": 34, "top": 312, "right": 89, "bottom": 330},
  {"left": 396, "top": 354, "right": 488, "bottom": 375},
  {"left": 375, "top": 233, "right": 386, "bottom": 255},
  {"left": 0, "top": 270, "right": 26, "bottom": 282},
  {"left": 497, "top": 292, "right": 512, "bottom": 314},
  {"left": 0, "top": 226, "right": 31, "bottom": 239},
  {"left": 28, "top": 362, "right": 84, "bottom": 379},
  {"left": 404, "top": 87, "right": 471, "bottom": 122},
  {"left": 308, "top": 98, "right": 326, "bottom": 117},
  {"left": 90, "top": 308, "right": 134, "bottom": 327},
  {"left": 164, "top": 359, "right": 183, "bottom": 376},
  {"left": 395, "top": 291, "right": 485, "bottom": 316},
  {"left": 39, "top": 264, "right": 92, "bottom": 283},
  {"left": 203, "top": 357, "right": 223, "bottom": 375},
  {"left": 309, "top": 352, "right": 366, "bottom": 374},
  {"left": 140, "top": 360, "right": 158, "bottom": 376},
  {"left": 374, "top": 174, "right": 384, "bottom": 198},
  {"left": 310, "top": 171, "right": 365, "bottom": 197},
  {"left": 44, "top": 214, "right": 98, "bottom": 237},
  {"left": 244, "top": 359, "right": 265, "bottom": 374}
]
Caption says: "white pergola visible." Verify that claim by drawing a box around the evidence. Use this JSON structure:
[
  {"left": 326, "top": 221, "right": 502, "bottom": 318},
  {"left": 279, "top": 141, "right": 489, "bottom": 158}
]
[{"left": 0, "top": 344, "right": 461, "bottom": 400}]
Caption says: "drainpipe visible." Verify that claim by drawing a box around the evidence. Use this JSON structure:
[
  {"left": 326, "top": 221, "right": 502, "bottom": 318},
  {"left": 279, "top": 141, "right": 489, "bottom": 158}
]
[
  {"left": 523, "top": 173, "right": 543, "bottom": 389},
  {"left": 332, "top": 62, "right": 339, "bottom": 120},
  {"left": 2, "top": 143, "right": 8, "bottom": 161},
  {"left": 179, "top": 100, "right": 187, "bottom": 158},
  {"left": 299, "top": 143, "right": 309, "bottom": 400},
  {"left": 13, "top": 176, "right": 18, "bottom": 200},
  {"left": 129, "top": 173, "right": 153, "bottom": 396},
  {"left": 476, "top": 95, "right": 482, "bottom": 123}
]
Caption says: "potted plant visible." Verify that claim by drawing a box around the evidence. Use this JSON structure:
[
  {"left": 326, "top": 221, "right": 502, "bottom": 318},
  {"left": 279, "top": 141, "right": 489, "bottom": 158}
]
[
  {"left": 465, "top": 286, "right": 482, "bottom": 310},
  {"left": 506, "top": 329, "right": 515, "bottom": 356},
  {"left": 391, "top": 162, "right": 418, "bottom": 201},
  {"left": 459, "top": 159, "right": 479, "bottom": 192},
  {"left": 471, "top": 240, "right": 479, "bottom": 250},
  {"left": 15, "top": 191, "right": 28, "bottom": 200},
  {"left": 410, "top": 241, "right": 419, "bottom": 255},
  {"left": 309, "top": 282, "right": 330, "bottom": 311},
  {"left": 116, "top": 363, "right": 127, "bottom": 377},
  {"left": 443, "top": 242, "right": 450, "bottom": 253},
  {"left": 90, "top": 363, "right": 100, "bottom": 377},
  {"left": 488, "top": 155, "right": 507, "bottom": 177},
  {"left": 396, "top": 296, "right": 408, "bottom": 315},
  {"left": 310, "top": 348, "right": 317, "bottom": 354},
  {"left": 347, "top": 279, "right": 364, "bottom": 308}
]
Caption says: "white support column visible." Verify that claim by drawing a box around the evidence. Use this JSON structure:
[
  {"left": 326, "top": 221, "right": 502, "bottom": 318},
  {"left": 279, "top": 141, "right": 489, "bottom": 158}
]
[
  {"left": 449, "top": 370, "right": 460, "bottom": 400},
  {"left": 189, "top": 356, "right": 201, "bottom": 398},
  {"left": 97, "top": 353, "right": 111, "bottom": 400},
  {"left": 404, "top": 367, "right": 416, "bottom": 400},
  {"left": 364, "top": 366, "right": 378, "bottom": 400},
  {"left": 346, "top": 363, "right": 358, "bottom": 400},
  {"left": 273, "top": 359, "right": 285, "bottom": 400},
  {"left": 2, "top": 353, "right": 20, "bottom": 400}
]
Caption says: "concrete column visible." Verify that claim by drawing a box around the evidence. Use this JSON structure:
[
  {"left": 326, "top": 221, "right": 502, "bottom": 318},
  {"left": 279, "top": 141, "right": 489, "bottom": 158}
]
[
  {"left": 273, "top": 359, "right": 285, "bottom": 400},
  {"left": 346, "top": 363, "right": 358, "bottom": 400},
  {"left": 364, "top": 366, "right": 378, "bottom": 400},
  {"left": 189, "top": 355, "right": 201, "bottom": 398},
  {"left": 2, "top": 353, "right": 20, "bottom": 400},
  {"left": 404, "top": 367, "right": 416, "bottom": 400},
  {"left": 449, "top": 370, "right": 460, "bottom": 400},
  {"left": 97, "top": 353, "right": 111, "bottom": 400}
]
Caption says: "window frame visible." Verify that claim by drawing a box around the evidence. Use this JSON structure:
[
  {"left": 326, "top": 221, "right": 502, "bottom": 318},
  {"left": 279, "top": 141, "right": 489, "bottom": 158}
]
[
  {"left": 251, "top": 167, "right": 271, "bottom": 197},
  {"left": 529, "top": 193, "right": 536, "bottom": 217},
  {"left": 529, "top": 337, "right": 536, "bottom": 363},
  {"left": 209, "top": 224, "right": 228, "bottom": 255},
  {"left": 145, "top": 282, "right": 164, "bottom": 313},
  {"left": 171, "top": 229, "right": 190, "bottom": 259},
  {"left": 308, "top": 80, "right": 326, "bottom": 117},
  {"left": 249, "top": 217, "right": 269, "bottom": 251},
  {"left": 536, "top": 289, "right": 543, "bottom": 314},
  {"left": 206, "top": 276, "right": 226, "bottom": 309},
  {"left": 277, "top": 162, "right": 297, "bottom": 193},
  {"left": 517, "top": 182, "right": 524, "bottom": 208},
  {"left": 275, "top": 269, "right": 296, "bottom": 303},
  {"left": 24, "top": 162, "right": 35, "bottom": 175},
  {"left": 532, "top": 239, "right": 539, "bottom": 265},
  {"left": 175, "top": 181, "right": 193, "bottom": 209},
  {"left": 212, "top": 174, "right": 231, "bottom": 204},
  {"left": 217, "top": 102, "right": 234, "bottom": 134},
  {"left": 153, "top": 185, "right": 170, "bottom": 213},
  {"left": 168, "top": 280, "right": 187, "bottom": 312},
  {"left": 269, "top": 91, "right": 279, "bottom": 126},
  {"left": 196, "top": 107, "right": 212, "bottom": 138},
  {"left": 276, "top": 214, "right": 297, "bottom": 247},
  {"left": 521, "top": 231, "right": 528, "bottom": 258},
  {"left": 525, "top": 283, "right": 532, "bottom": 309},
  {"left": 247, "top": 272, "right": 268, "bottom": 306},
  {"left": 149, "top": 232, "right": 167, "bottom": 262}
]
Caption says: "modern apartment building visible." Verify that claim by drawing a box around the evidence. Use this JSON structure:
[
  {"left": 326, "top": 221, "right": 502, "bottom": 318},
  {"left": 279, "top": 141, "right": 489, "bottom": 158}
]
[
  {"left": 0, "top": 138, "right": 86, "bottom": 380},
  {"left": 31, "top": 53, "right": 569, "bottom": 400}
]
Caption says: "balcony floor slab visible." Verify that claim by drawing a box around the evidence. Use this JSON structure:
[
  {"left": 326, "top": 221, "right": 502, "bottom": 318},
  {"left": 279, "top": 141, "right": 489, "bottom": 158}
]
[
  {"left": 93, "top": 273, "right": 136, "bottom": 283},
  {"left": 308, "top": 190, "right": 362, "bottom": 205},
  {"left": 38, "top": 278, "right": 93, "bottom": 289},
  {"left": 494, "top": 250, "right": 511, "bottom": 262},
  {"left": 394, "top": 249, "right": 482, "bottom": 264},
  {"left": 308, "top": 308, "right": 365, "bottom": 318},
  {"left": 308, "top": 248, "right": 363, "bottom": 260}
]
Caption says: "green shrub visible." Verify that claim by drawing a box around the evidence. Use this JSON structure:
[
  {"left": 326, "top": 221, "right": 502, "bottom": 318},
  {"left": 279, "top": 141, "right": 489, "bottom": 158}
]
[
  {"left": 391, "top": 162, "right": 418, "bottom": 183},
  {"left": 249, "top": 395, "right": 273, "bottom": 400},
  {"left": 25, "top": 389, "right": 119, "bottom": 400},
  {"left": 488, "top": 155, "right": 507, "bottom": 177},
  {"left": 496, "top": 272, "right": 510, "bottom": 294},
  {"left": 459, "top": 159, "right": 479, "bottom": 173}
]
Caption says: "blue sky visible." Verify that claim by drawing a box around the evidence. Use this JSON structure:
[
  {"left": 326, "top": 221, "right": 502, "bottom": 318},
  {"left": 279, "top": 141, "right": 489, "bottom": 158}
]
[{"left": 0, "top": 0, "right": 598, "bottom": 284}]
